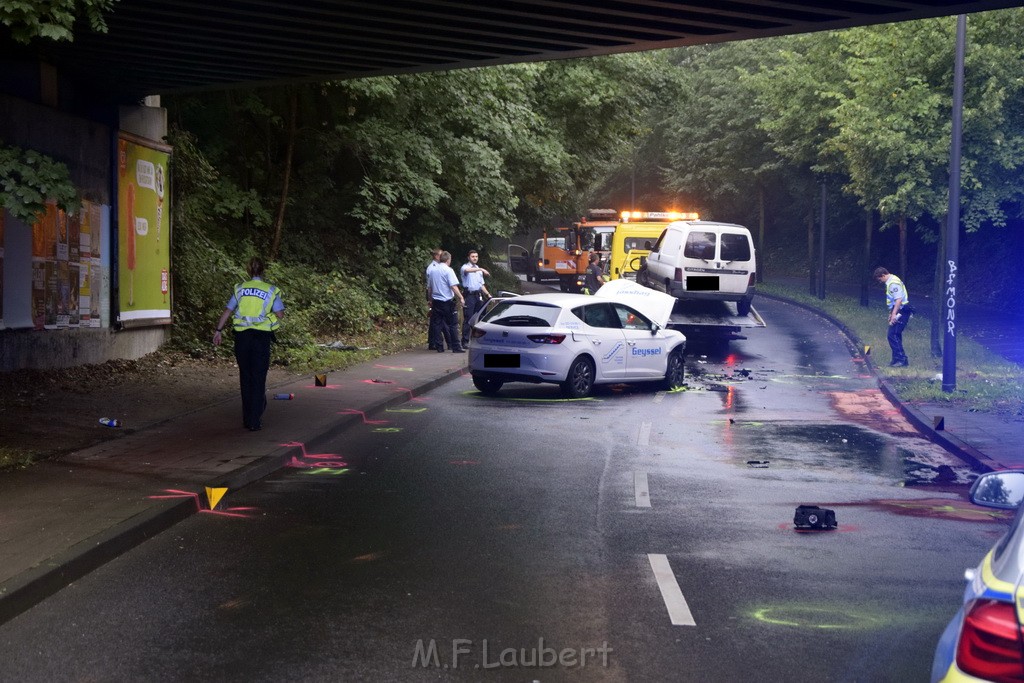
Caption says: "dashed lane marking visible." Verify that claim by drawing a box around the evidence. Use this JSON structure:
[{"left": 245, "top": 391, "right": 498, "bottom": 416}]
[
  {"left": 638, "top": 421, "right": 652, "bottom": 446},
  {"left": 634, "top": 472, "right": 651, "bottom": 508},
  {"left": 648, "top": 554, "right": 696, "bottom": 626}
]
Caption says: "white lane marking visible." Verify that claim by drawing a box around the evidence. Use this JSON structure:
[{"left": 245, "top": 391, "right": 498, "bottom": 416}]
[
  {"left": 648, "top": 554, "right": 696, "bottom": 626},
  {"left": 654, "top": 392, "right": 666, "bottom": 404},
  {"left": 638, "top": 421, "right": 652, "bottom": 446},
  {"left": 634, "top": 471, "right": 651, "bottom": 508}
]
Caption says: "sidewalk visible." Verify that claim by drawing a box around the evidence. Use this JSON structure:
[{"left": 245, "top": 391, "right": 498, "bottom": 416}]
[
  {"left": 0, "top": 349, "right": 469, "bottom": 625},
  {"left": 2, "top": 307, "right": 1023, "bottom": 627}
]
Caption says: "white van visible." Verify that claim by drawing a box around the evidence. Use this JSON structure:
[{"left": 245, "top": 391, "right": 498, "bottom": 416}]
[{"left": 640, "top": 220, "right": 756, "bottom": 315}]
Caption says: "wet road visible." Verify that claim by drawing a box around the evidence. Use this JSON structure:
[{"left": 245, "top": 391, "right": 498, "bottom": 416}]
[{"left": 0, "top": 298, "right": 1004, "bottom": 681}]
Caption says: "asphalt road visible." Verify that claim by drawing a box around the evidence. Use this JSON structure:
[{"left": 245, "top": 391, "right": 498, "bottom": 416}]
[{"left": 0, "top": 298, "right": 1004, "bottom": 682}]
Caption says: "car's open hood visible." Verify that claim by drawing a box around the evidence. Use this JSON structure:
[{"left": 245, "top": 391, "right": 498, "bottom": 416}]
[{"left": 594, "top": 279, "right": 676, "bottom": 328}]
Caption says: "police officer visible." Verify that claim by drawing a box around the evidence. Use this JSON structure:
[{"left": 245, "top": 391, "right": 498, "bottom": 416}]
[
  {"left": 874, "top": 266, "right": 912, "bottom": 367},
  {"left": 213, "top": 257, "right": 286, "bottom": 431},
  {"left": 460, "top": 249, "right": 491, "bottom": 347},
  {"left": 427, "top": 251, "right": 465, "bottom": 353}
]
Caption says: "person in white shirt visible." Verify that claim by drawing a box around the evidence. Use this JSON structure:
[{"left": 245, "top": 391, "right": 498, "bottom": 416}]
[
  {"left": 460, "top": 249, "right": 491, "bottom": 347},
  {"left": 427, "top": 251, "right": 466, "bottom": 353}
]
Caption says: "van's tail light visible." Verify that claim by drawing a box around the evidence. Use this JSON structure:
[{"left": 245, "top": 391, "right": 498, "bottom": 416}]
[
  {"left": 527, "top": 334, "right": 566, "bottom": 344},
  {"left": 749, "top": 272, "right": 756, "bottom": 287},
  {"left": 956, "top": 599, "right": 1024, "bottom": 682},
  {"left": 673, "top": 268, "right": 683, "bottom": 282}
]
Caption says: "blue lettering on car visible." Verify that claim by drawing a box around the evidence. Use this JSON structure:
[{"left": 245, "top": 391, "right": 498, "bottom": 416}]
[{"left": 631, "top": 347, "right": 663, "bottom": 357}]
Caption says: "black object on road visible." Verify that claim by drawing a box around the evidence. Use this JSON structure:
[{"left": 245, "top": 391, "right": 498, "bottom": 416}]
[{"left": 794, "top": 505, "right": 837, "bottom": 530}]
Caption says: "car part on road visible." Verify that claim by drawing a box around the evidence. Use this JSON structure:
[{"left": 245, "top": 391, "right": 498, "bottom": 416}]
[{"left": 794, "top": 505, "right": 837, "bottom": 530}]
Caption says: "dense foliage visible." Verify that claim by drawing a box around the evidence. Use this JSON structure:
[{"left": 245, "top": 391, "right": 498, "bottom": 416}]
[{"left": 162, "top": 9, "right": 1024, "bottom": 360}]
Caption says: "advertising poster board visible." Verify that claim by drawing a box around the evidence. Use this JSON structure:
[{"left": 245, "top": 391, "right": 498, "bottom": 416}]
[{"left": 117, "top": 133, "right": 172, "bottom": 326}]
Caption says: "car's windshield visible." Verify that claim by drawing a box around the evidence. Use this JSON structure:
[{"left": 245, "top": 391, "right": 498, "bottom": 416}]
[{"left": 482, "top": 300, "right": 562, "bottom": 327}]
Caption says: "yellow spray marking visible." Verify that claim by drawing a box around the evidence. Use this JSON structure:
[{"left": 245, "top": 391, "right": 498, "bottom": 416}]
[
  {"left": 205, "top": 486, "right": 228, "bottom": 511},
  {"left": 373, "top": 427, "right": 403, "bottom": 433},
  {"left": 300, "top": 467, "right": 350, "bottom": 476},
  {"left": 751, "top": 604, "right": 889, "bottom": 630},
  {"left": 387, "top": 407, "right": 428, "bottom": 413}
]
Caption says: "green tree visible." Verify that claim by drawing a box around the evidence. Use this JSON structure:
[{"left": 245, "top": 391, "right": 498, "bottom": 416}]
[{"left": 0, "top": 0, "right": 116, "bottom": 43}]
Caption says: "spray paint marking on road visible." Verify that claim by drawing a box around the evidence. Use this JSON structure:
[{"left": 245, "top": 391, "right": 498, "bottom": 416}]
[
  {"left": 638, "top": 421, "right": 652, "bottom": 446},
  {"left": 648, "top": 554, "right": 696, "bottom": 626},
  {"left": 337, "top": 409, "right": 390, "bottom": 425},
  {"left": 634, "top": 472, "right": 651, "bottom": 508},
  {"left": 654, "top": 392, "right": 666, "bottom": 404}
]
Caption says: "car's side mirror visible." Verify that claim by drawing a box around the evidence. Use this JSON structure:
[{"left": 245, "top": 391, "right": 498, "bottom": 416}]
[{"left": 970, "top": 470, "right": 1024, "bottom": 509}]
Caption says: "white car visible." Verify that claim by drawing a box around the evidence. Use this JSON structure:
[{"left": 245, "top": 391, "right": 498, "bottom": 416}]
[{"left": 467, "top": 280, "right": 686, "bottom": 398}]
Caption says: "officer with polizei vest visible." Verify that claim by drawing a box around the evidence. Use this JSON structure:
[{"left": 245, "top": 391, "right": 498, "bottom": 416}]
[{"left": 213, "top": 257, "right": 286, "bottom": 431}]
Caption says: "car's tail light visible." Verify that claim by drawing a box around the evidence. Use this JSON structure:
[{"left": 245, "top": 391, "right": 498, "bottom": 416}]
[
  {"left": 956, "top": 599, "right": 1024, "bottom": 682},
  {"left": 471, "top": 328, "right": 486, "bottom": 338},
  {"left": 527, "top": 334, "right": 566, "bottom": 344},
  {"left": 748, "top": 272, "right": 756, "bottom": 287},
  {"left": 674, "top": 268, "right": 683, "bottom": 282}
]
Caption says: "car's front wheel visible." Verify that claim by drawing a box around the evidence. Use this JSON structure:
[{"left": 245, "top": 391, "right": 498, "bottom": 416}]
[
  {"left": 472, "top": 375, "right": 504, "bottom": 395},
  {"left": 660, "top": 349, "right": 685, "bottom": 391},
  {"left": 561, "top": 356, "right": 595, "bottom": 398}
]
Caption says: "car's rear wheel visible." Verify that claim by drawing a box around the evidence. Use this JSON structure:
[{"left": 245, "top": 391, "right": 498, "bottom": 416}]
[
  {"left": 472, "top": 375, "right": 504, "bottom": 395},
  {"left": 561, "top": 357, "right": 595, "bottom": 398},
  {"left": 660, "top": 349, "right": 685, "bottom": 391}
]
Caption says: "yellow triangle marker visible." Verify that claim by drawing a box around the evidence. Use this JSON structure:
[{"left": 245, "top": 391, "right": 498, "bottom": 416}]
[
  {"left": 315, "top": 374, "right": 328, "bottom": 387},
  {"left": 205, "top": 486, "right": 228, "bottom": 510},
  {"left": 863, "top": 345, "right": 871, "bottom": 356}
]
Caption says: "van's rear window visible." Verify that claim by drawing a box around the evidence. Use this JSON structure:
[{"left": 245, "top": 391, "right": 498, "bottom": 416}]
[
  {"left": 720, "top": 233, "right": 751, "bottom": 261},
  {"left": 683, "top": 232, "right": 716, "bottom": 259}
]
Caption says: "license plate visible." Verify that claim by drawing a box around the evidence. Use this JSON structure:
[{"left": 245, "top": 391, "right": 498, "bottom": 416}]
[{"left": 485, "top": 354, "right": 520, "bottom": 368}]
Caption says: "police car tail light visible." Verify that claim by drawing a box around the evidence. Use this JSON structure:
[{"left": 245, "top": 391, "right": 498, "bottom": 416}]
[
  {"left": 471, "top": 328, "right": 487, "bottom": 339},
  {"left": 956, "top": 599, "right": 1024, "bottom": 682},
  {"left": 527, "top": 334, "right": 566, "bottom": 344}
]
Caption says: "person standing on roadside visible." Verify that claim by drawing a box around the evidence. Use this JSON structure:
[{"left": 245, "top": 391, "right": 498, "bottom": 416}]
[
  {"left": 213, "top": 256, "right": 285, "bottom": 431},
  {"left": 428, "top": 251, "right": 466, "bottom": 353},
  {"left": 874, "top": 266, "right": 913, "bottom": 367},
  {"left": 583, "top": 252, "right": 605, "bottom": 295},
  {"left": 425, "top": 247, "right": 443, "bottom": 350},
  {"left": 460, "top": 249, "right": 491, "bottom": 347}
]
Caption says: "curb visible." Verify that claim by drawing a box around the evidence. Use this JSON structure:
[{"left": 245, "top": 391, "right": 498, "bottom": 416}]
[
  {"left": 0, "top": 363, "right": 468, "bottom": 627},
  {"left": 758, "top": 292, "right": 995, "bottom": 475}
]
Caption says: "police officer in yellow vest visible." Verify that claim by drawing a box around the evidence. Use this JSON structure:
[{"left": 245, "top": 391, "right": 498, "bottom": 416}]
[{"left": 213, "top": 257, "right": 286, "bottom": 431}]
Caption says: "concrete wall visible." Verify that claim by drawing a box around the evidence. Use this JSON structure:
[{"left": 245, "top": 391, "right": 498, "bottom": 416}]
[{"left": 0, "top": 87, "right": 170, "bottom": 372}]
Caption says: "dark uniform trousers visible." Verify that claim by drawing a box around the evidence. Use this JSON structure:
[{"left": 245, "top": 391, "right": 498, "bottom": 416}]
[
  {"left": 234, "top": 329, "right": 273, "bottom": 428},
  {"left": 462, "top": 291, "right": 484, "bottom": 345},
  {"left": 430, "top": 298, "right": 459, "bottom": 351}
]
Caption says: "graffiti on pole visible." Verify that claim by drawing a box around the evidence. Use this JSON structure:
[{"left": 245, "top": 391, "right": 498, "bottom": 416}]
[{"left": 945, "top": 259, "right": 958, "bottom": 337}]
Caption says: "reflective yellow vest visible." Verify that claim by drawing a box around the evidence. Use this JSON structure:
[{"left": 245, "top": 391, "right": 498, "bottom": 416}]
[{"left": 232, "top": 279, "right": 281, "bottom": 332}]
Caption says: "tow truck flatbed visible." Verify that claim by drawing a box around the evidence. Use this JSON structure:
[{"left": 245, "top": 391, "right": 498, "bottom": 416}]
[{"left": 665, "top": 300, "right": 766, "bottom": 339}]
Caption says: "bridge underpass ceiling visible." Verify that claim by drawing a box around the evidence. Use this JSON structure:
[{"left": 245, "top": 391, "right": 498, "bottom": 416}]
[{"left": 2, "top": 0, "right": 1021, "bottom": 102}]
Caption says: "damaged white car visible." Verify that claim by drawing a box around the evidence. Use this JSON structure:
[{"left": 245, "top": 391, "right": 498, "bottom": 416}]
[{"left": 467, "top": 280, "right": 686, "bottom": 398}]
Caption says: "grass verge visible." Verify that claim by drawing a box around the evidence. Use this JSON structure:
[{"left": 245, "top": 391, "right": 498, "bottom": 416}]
[{"left": 760, "top": 281, "right": 1024, "bottom": 418}]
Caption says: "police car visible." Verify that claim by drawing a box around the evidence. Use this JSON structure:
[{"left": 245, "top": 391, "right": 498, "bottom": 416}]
[
  {"left": 932, "top": 469, "right": 1024, "bottom": 682},
  {"left": 467, "top": 279, "right": 686, "bottom": 398}
]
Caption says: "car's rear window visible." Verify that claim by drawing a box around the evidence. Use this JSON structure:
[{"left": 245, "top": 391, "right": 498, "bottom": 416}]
[
  {"left": 482, "top": 300, "right": 562, "bottom": 327},
  {"left": 683, "top": 231, "right": 716, "bottom": 259},
  {"left": 720, "top": 233, "right": 752, "bottom": 261}
]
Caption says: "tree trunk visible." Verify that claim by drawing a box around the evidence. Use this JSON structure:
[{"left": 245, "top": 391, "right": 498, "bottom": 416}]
[
  {"left": 931, "top": 212, "right": 946, "bottom": 357},
  {"left": 807, "top": 203, "right": 816, "bottom": 296},
  {"left": 898, "top": 214, "right": 908, "bottom": 281},
  {"left": 757, "top": 185, "right": 765, "bottom": 283},
  {"left": 270, "top": 89, "right": 298, "bottom": 262},
  {"left": 860, "top": 210, "right": 872, "bottom": 307}
]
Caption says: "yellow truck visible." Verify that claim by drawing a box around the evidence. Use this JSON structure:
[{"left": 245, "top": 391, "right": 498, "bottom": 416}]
[{"left": 606, "top": 211, "right": 699, "bottom": 281}]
